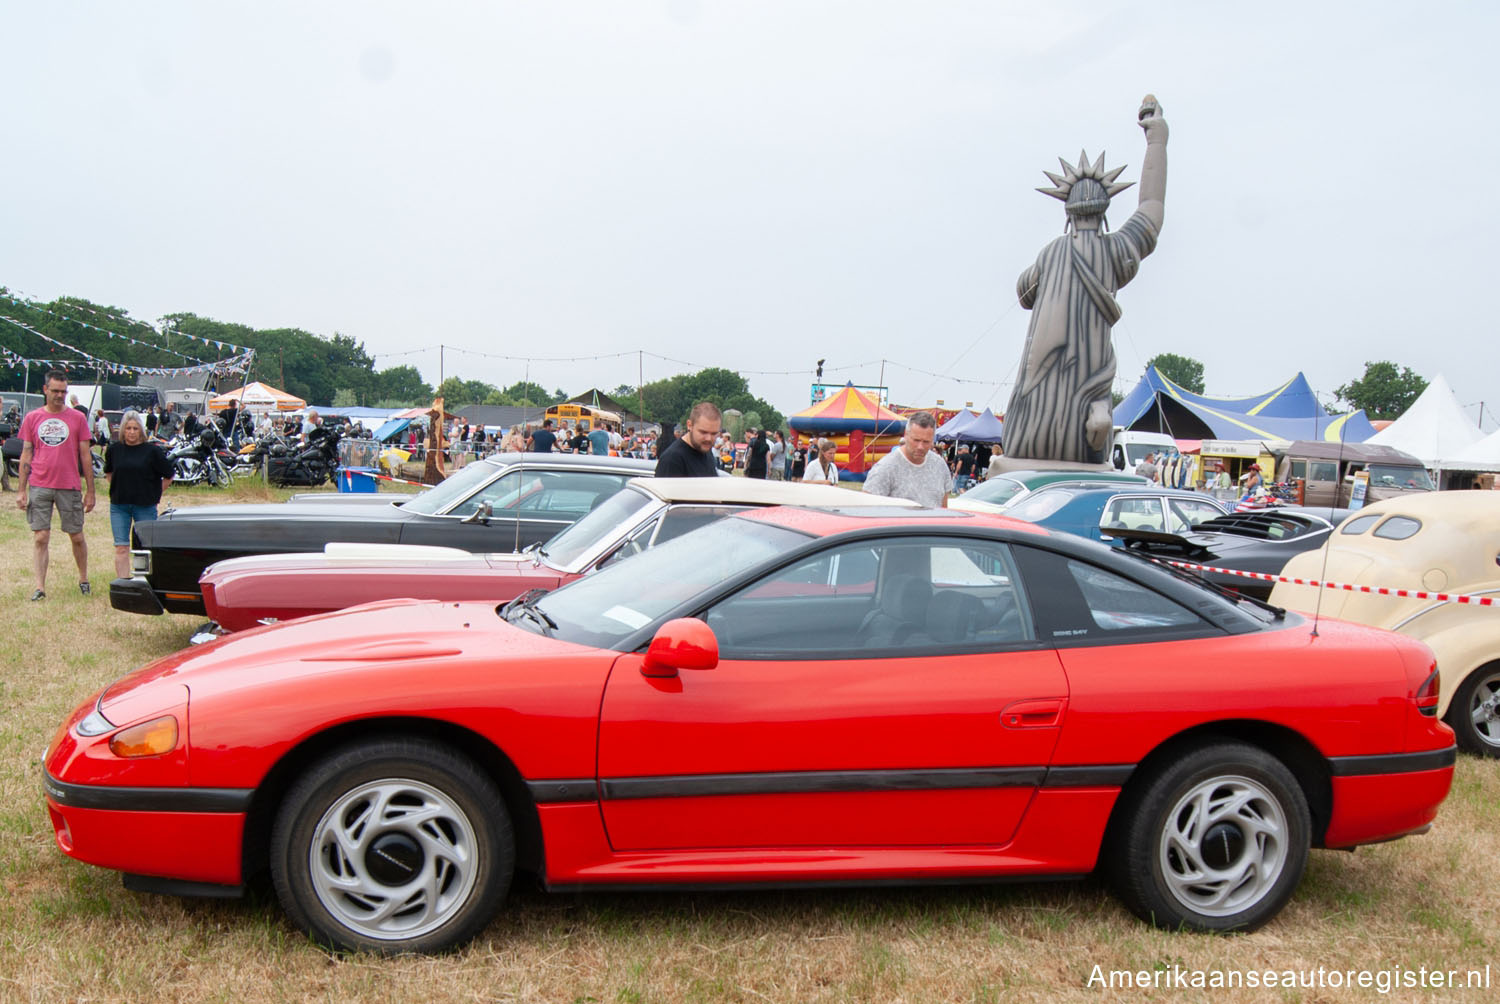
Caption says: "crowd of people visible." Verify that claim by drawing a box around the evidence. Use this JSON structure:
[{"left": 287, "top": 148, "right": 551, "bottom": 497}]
[{"left": 401, "top": 416, "right": 665, "bottom": 464}]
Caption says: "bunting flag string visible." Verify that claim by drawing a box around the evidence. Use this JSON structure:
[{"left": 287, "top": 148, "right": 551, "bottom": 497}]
[
  {"left": 0, "top": 315, "right": 254, "bottom": 378},
  {"left": 0, "top": 293, "right": 255, "bottom": 358}
]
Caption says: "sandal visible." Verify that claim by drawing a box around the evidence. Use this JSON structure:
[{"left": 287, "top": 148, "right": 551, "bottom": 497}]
[
  {"left": 30, "top": 589, "right": 45, "bottom": 602},
  {"left": 79, "top": 581, "right": 91, "bottom": 596}
]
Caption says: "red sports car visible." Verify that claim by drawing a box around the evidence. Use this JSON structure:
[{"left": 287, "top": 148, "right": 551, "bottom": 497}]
[
  {"left": 198, "top": 477, "right": 909, "bottom": 633},
  {"left": 45, "top": 506, "right": 1455, "bottom": 953}
]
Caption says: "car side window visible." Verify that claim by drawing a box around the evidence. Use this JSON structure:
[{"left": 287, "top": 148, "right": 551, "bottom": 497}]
[
  {"left": 1373, "top": 516, "right": 1421, "bottom": 541},
  {"left": 1340, "top": 514, "right": 1381, "bottom": 535},
  {"left": 1168, "top": 498, "right": 1224, "bottom": 532},
  {"left": 704, "top": 537, "right": 1032, "bottom": 659},
  {"left": 1010, "top": 546, "right": 1207, "bottom": 645},
  {"left": 1102, "top": 497, "right": 1165, "bottom": 532},
  {"left": 1309, "top": 461, "right": 1338, "bottom": 482}
]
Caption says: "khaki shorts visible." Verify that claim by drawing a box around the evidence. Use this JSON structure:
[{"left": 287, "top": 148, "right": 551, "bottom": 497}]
[{"left": 27, "top": 486, "right": 85, "bottom": 535}]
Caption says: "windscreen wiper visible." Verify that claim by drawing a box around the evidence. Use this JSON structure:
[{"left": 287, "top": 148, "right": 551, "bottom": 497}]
[{"left": 501, "top": 588, "right": 557, "bottom": 634}]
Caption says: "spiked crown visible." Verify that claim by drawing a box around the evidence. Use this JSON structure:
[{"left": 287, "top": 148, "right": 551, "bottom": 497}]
[{"left": 1037, "top": 149, "right": 1133, "bottom": 217}]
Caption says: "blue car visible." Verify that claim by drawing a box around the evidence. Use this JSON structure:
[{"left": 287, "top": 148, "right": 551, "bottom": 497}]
[{"left": 1003, "top": 484, "right": 1228, "bottom": 546}]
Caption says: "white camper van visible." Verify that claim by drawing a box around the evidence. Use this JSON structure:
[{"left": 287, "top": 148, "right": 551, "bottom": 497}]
[{"left": 1110, "top": 429, "right": 1176, "bottom": 472}]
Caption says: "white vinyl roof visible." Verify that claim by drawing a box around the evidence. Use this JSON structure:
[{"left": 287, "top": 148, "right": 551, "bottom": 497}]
[{"left": 633, "top": 477, "right": 919, "bottom": 508}]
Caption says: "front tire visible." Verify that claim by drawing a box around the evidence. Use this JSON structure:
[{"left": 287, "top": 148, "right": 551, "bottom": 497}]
[
  {"left": 1109, "top": 742, "right": 1310, "bottom": 932},
  {"left": 1445, "top": 663, "right": 1500, "bottom": 757},
  {"left": 271, "top": 738, "right": 513, "bottom": 954}
]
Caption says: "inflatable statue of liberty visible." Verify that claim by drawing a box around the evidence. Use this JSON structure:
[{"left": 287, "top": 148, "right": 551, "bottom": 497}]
[{"left": 1002, "top": 95, "right": 1168, "bottom": 466}]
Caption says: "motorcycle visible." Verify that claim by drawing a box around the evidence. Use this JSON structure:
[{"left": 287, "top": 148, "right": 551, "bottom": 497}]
[
  {"left": 252, "top": 427, "right": 341, "bottom": 486},
  {"left": 167, "top": 426, "right": 232, "bottom": 487}
]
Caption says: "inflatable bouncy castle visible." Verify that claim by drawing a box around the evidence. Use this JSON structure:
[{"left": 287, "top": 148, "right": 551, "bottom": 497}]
[{"left": 788, "top": 384, "right": 907, "bottom": 482}]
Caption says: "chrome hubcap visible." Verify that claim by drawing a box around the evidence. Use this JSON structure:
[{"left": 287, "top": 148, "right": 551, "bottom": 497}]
[
  {"left": 1159, "top": 774, "right": 1287, "bottom": 917},
  {"left": 309, "top": 778, "right": 479, "bottom": 941},
  {"left": 1469, "top": 671, "right": 1500, "bottom": 748}
]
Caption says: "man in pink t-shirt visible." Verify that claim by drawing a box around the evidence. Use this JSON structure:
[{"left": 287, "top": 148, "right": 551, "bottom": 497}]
[{"left": 16, "top": 371, "right": 96, "bottom": 600}]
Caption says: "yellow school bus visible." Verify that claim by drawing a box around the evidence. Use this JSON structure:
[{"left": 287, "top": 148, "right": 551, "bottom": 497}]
[{"left": 544, "top": 403, "right": 621, "bottom": 432}]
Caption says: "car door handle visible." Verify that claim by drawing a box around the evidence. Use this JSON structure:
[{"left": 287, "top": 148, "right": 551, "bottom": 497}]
[{"left": 1000, "top": 698, "right": 1065, "bottom": 729}]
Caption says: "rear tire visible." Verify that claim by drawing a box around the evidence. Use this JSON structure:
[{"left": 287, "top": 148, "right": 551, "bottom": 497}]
[
  {"left": 1445, "top": 664, "right": 1500, "bottom": 757},
  {"left": 271, "top": 738, "right": 513, "bottom": 954},
  {"left": 1108, "top": 742, "right": 1309, "bottom": 932}
]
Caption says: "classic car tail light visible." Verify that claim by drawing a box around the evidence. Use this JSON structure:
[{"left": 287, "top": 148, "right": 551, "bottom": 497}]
[
  {"left": 1413, "top": 663, "right": 1440, "bottom": 717},
  {"left": 109, "top": 716, "right": 179, "bottom": 758}
]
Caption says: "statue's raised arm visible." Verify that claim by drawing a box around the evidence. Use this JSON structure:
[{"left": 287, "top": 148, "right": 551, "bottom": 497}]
[{"left": 1134, "top": 94, "right": 1168, "bottom": 237}]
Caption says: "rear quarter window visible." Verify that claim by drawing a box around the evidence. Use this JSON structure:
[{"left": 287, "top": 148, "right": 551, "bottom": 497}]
[
  {"left": 1340, "top": 514, "right": 1381, "bottom": 535},
  {"left": 1372, "top": 516, "right": 1422, "bottom": 541}
]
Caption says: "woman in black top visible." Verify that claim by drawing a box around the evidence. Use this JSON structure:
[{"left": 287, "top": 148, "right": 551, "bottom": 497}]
[
  {"left": 104, "top": 411, "right": 174, "bottom": 579},
  {"left": 790, "top": 442, "right": 808, "bottom": 481},
  {"left": 745, "top": 428, "right": 769, "bottom": 479}
]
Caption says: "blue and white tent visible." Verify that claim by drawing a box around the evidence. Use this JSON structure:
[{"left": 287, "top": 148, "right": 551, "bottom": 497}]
[{"left": 1113, "top": 367, "right": 1376, "bottom": 443}]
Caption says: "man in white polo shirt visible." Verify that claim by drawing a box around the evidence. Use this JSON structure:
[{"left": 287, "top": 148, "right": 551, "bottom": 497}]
[{"left": 863, "top": 410, "right": 951, "bottom": 508}]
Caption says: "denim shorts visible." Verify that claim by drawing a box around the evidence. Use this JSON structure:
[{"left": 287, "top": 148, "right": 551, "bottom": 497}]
[{"left": 109, "top": 503, "right": 159, "bottom": 546}]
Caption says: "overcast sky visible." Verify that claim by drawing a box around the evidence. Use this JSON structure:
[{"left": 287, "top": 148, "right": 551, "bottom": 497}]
[{"left": 4, "top": 1, "right": 1496, "bottom": 428}]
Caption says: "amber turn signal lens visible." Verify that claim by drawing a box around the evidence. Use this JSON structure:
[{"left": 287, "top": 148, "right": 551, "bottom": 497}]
[{"left": 109, "top": 716, "right": 178, "bottom": 758}]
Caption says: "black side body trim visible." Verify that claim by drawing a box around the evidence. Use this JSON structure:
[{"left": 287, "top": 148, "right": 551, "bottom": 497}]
[
  {"left": 526, "top": 779, "right": 597, "bottom": 803},
  {"left": 1327, "top": 747, "right": 1457, "bottom": 777},
  {"left": 43, "top": 773, "right": 253, "bottom": 813},
  {"left": 546, "top": 873, "right": 1091, "bottom": 894},
  {"left": 1042, "top": 764, "right": 1135, "bottom": 787},
  {"left": 600, "top": 767, "right": 1047, "bottom": 801}
]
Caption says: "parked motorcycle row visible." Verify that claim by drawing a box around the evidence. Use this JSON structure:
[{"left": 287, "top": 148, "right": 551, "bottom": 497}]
[{"left": 152, "top": 422, "right": 343, "bottom": 488}]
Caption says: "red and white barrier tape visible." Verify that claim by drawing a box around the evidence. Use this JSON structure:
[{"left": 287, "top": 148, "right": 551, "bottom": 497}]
[
  {"left": 1164, "top": 559, "right": 1497, "bottom": 607},
  {"left": 340, "top": 469, "right": 430, "bottom": 488}
]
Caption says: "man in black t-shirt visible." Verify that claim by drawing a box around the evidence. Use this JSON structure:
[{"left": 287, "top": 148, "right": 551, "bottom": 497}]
[
  {"left": 528, "top": 419, "right": 557, "bottom": 454},
  {"left": 655, "top": 401, "right": 721, "bottom": 477}
]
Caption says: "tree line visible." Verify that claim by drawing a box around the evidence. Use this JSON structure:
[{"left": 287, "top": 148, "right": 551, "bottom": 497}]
[{"left": 0, "top": 289, "right": 789, "bottom": 429}]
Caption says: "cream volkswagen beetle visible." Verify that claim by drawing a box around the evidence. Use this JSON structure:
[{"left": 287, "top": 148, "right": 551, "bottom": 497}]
[{"left": 1270, "top": 491, "right": 1500, "bottom": 756}]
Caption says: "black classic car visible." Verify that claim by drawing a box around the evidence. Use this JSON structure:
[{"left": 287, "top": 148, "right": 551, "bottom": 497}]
[
  {"left": 112, "top": 452, "right": 658, "bottom": 617},
  {"left": 1103, "top": 507, "right": 1348, "bottom": 600}
]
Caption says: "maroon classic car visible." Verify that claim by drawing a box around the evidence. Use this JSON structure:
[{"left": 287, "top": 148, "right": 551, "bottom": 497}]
[{"left": 199, "top": 478, "right": 914, "bottom": 632}]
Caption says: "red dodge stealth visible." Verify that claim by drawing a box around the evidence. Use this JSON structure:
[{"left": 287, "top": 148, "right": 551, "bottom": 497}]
[{"left": 45, "top": 505, "right": 1455, "bottom": 953}]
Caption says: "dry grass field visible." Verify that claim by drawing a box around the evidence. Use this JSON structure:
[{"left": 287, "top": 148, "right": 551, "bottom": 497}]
[{"left": 0, "top": 479, "right": 1496, "bottom": 1002}]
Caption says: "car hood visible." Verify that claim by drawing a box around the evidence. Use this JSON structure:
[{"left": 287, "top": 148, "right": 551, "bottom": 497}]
[
  {"left": 202, "top": 545, "right": 541, "bottom": 580},
  {"left": 101, "top": 597, "right": 585, "bottom": 709},
  {"left": 155, "top": 499, "right": 411, "bottom": 522}
]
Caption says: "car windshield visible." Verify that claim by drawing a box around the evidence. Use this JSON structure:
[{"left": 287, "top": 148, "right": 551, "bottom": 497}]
[
  {"left": 526, "top": 516, "right": 809, "bottom": 648},
  {"left": 397, "top": 461, "right": 499, "bottom": 515},
  {"left": 959, "top": 477, "right": 1025, "bottom": 506},
  {"left": 539, "top": 486, "right": 652, "bottom": 567},
  {"left": 1367, "top": 465, "right": 1435, "bottom": 491}
]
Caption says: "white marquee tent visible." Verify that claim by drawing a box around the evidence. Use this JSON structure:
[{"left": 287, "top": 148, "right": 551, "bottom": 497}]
[
  {"left": 1444, "top": 426, "right": 1500, "bottom": 474},
  {"left": 1365, "top": 374, "right": 1483, "bottom": 473}
]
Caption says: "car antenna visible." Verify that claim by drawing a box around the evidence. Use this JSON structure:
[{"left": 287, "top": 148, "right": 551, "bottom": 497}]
[
  {"left": 1309, "top": 399, "right": 1349, "bottom": 640},
  {"left": 513, "top": 420, "right": 529, "bottom": 555}
]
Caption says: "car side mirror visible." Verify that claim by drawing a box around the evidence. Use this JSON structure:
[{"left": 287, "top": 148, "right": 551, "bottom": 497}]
[
  {"left": 641, "top": 618, "right": 719, "bottom": 678},
  {"left": 460, "top": 502, "right": 493, "bottom": 525}
]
